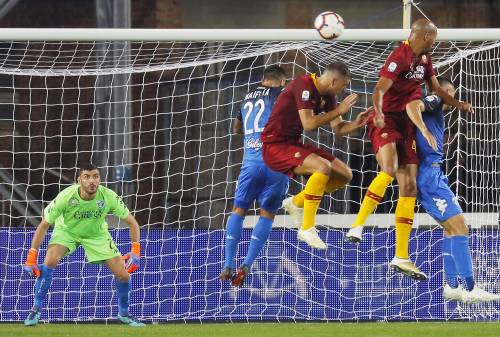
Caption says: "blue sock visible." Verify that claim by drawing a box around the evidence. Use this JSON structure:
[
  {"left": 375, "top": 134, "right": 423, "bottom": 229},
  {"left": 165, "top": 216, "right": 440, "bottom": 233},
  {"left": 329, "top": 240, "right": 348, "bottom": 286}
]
[
  {"left": 223, "top": 213, "right": 245, "bottom": 270},
  {"left": 34, "top": 265, "right": 54, "bottom": 310},
  {"left": 450, "top": 235, "right": 475, "bottom": 291},
  {"left": 116, "top": 280, "right": 131, "bottom": 315},
  {"left": 243, "top": 217, "right": 273, "bottom": 268},
  {"left": 442, "top": 236, "right": 459, "bottom": 288}
]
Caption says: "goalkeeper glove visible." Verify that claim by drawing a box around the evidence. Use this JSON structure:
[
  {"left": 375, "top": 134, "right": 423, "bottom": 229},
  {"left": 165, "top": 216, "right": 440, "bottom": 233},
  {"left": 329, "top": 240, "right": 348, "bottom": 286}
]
[
  {"left": 24, "top": 248, "right": 41, "bottom": 278},
  {"left": 123, "top": 242, "right": 140, "bottom": 273}
]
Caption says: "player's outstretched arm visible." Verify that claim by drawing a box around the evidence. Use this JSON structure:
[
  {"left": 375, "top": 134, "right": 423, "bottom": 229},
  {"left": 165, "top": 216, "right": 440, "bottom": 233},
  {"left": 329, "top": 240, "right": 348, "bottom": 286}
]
[
  {"left": 23, "top": 218, "right": 51, "bottom": 277},
  {"left": 298, "top": 93, "right": 358, "bottom": 131},
  {"left": 330, "top": 106, "right": 374, "bottom": 136},
  {"left": 429, "top": 76, "right": 473, "bottom": 113},
  {"left": 406, "top": 99, "right": 438, "bottom": 151},
  {"left": 372, "top": 77, "right": 393, "bottom": 128},
  {"left": 122, "top": 213, "right": 141, "bottom": 273}
]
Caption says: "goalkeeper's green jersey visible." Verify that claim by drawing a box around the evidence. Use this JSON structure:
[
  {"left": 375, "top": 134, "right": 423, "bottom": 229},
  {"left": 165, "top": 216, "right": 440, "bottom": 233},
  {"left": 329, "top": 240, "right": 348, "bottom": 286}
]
[{"left": 44, "top": 184, "right": 129, "bottom": 239}]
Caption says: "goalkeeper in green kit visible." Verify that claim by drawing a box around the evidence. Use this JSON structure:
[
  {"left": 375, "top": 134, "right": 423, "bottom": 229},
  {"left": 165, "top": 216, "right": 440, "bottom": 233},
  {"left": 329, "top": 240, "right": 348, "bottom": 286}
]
[{"left": 23, "top": 164, "right": 145, "bottom": 327}]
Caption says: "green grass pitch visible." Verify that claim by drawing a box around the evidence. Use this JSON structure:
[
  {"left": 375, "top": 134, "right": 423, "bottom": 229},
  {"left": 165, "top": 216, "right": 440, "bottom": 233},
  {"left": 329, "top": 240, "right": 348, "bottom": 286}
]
[{"left": 1, "top": 322, "right": 500, "bottom": 337}]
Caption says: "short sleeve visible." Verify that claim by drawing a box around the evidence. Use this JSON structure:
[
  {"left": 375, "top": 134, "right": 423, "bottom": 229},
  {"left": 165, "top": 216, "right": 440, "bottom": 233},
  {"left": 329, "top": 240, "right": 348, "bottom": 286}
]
[
  {"left": 44, "top": 196, "right": 65, "bottom": 225},
  {"left": 107, "top": 189, "right": 130, "bottom": 219},
  {"left": 422, "top": 95, "right": 443, "bottom": 113},
  {"left": 293, "top": 79, "right": 316, "bottom": 110},
  {"left": 380, "top": 49, "right": 406, "bottom": 80}
]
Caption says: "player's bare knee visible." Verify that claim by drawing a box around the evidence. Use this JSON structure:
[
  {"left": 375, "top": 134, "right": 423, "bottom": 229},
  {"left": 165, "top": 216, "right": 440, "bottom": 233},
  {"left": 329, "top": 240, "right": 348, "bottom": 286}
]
[
  {"left": 342, "top": 167, "right": 353, "bottom": 184},
  {"left": 316, "top": 162, "right": 331, "bottom": 176}
]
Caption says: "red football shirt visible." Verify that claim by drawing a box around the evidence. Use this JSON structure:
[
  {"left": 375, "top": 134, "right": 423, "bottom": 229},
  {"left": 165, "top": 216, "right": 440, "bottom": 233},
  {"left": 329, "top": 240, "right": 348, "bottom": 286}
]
[
  {"left": 261, "top": 74, "right": 337, "bottom": 144},
  {"left": 379, "top": 41, "right": 435, "bottom": 112}
]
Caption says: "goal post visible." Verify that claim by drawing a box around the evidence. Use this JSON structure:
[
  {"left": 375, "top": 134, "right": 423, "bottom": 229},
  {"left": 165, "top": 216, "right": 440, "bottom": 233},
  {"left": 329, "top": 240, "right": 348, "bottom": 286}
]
[{"left": 0, "top": 28, "right": 499, "bottom": 323}]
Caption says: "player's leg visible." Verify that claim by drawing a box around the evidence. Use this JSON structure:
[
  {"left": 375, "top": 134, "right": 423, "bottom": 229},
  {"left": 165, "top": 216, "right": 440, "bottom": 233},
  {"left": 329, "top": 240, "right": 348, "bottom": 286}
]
[
  {"left": 105, "top": 257, "right": 145, "bottom": 327},
  {"left": 25, "top": 230, "right": 74, "bottom": 326},
  {"left": 292, "top": 153, "right": 331, "bottom": 249},
  {"left": 346, "top": 142, "right": 397, "bottom": 242},
  {"left": 389, "top": 163, "right": 426, "bottom": 280},
  {"left": 232, "top": 171, "right": 288, "bottom": 287},
  {"left": 221, "top": 165, "right": 261, "bottom": 279}
]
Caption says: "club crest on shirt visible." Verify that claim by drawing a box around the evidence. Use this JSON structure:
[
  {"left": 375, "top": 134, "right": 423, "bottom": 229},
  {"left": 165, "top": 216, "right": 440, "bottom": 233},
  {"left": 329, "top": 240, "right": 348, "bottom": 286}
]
[
  {"left": 69, "top": 197, "right": 79, "bottom": 207},
  {"left": 301, "top": 90, "right": 310, "bottom": 101},
  {"left": 97, "top": 200, "right": 105, "bottom": 209}
]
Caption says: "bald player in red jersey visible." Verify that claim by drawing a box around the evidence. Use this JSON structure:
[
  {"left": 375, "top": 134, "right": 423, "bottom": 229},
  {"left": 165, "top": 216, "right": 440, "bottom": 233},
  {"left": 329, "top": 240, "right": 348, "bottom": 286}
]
[
  {"left": 346, "top": 19, "right": 473, "bottom": 279},
  {"left": 262, "top": 61, "right": 373, "bottom": 249}
]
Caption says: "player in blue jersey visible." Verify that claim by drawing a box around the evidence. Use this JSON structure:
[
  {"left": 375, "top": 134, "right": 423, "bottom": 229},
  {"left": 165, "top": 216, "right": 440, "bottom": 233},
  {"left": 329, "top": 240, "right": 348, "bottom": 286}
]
[
  {"left": 220, "top": 65, "right": 289, "bottom": 287},
  {"left": 406, "top": 76, "right": 500, "bottom": 303}
]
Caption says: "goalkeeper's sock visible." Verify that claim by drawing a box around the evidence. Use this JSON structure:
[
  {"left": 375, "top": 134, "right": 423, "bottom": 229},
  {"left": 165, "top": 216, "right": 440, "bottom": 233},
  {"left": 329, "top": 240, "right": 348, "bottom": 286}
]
[
  {"left": 223, "top": 213, "right": 244, "bottom": 270},
  {"left": 302, "top": 172, "right": 329, "bottom": 230},
  {"left": 395, "top": 196, "right": 416, "bottom": 260},
  {"left": 34, "top": 265, "right": 54, "bottom": 310},
  {"left": 352, "top": 172, "right": 393, "bottom": 227},
  {"left": 243, "top": 216, "right": 273, "bottom": 268},
  {"left": 442, "top": 236, "right": 459, "bottom": 288},
  {"left": 450, "top": 235, "right": 475, "bottom": 291},
  {"left": 116, "top": 280, "right": 131, "bottom": 315}
]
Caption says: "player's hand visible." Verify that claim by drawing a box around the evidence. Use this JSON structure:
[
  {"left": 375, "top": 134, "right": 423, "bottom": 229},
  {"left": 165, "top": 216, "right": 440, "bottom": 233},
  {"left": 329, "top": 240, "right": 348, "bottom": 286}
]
[
  {"left": 336, "top": 93, "right": 358, "bottom": 115},
  {"left": 354, "top": 107, "right": 374, "bottom": 127},
  {"left": 373, "top": 111, "right": 385, "bottom": 128},
  {"left": 122, "top": 242, "right": 140, "bottom": 274},
  {"left": 421, "top": 129, "right": 438, "bottom": 151},
  {"left": 23, "top": 248, "right": 41, "bottom": 278},
  {"left": 458, "top": 101, "right": 474, "bottom": 113}
]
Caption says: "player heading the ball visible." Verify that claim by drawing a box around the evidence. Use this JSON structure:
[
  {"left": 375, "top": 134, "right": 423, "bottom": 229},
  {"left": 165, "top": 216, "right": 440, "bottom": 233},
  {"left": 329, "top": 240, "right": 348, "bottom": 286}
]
[
  {"left": 346, "top": 19, "right": 472, "bottom": 280},
  {"left": 23, "top": 164, "right": 145, "bottom": 327},
  {"left": 262, "top": 62, "right": 372, "bottom": 249}
]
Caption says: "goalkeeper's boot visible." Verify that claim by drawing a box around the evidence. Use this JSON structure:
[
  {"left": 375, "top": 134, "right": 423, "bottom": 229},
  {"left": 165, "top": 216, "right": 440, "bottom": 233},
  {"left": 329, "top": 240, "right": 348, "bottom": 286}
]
[
  {"left": 461, "top": 286, "right": 500, "bottom": 304},
  {"left": 24, "top": 309, "right": 41, "bottom": 326},
  {"left": 219, "top": 267, "right": 233, "bottom": 281},
  {"left": 346, "top": 226, "right": 363, "bottom": 243},
  {"left": 118, "top": 313, "right": 146, "bottom": 327},
  {"left": 443, "top": 284, "right": 463, "bottom": 301},
  {"left": 282, "top": 196, "right": 303, "bottom": 228},
  {"left": 298, "top": 227, "right": 327, "bottom": 250},
  {"left": 389, "top": 257, "right": 427, "bottom": 281},
  {"left": 231, "top": 265, "right": 249, "bottom": 287}
]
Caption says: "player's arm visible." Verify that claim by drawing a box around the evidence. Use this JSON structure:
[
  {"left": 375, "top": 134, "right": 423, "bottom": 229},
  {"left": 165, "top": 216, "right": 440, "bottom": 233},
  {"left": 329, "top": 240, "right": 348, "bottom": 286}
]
[
  {"left": 233, "top": 109, "right": 244, "bottom": 134},
  {"left": 298, "top": 93, "right": 358, "bottom": 131},
  {"left": 372, "top": 77, "right": 393, "bottom": 128},
  {"left": 330, "top": 106, "right": 374, "bottom": 136},
  {"left": 405, "top": 99, "right": 438, "bottom": 151},
  {"left": 123, "top": 213, "right": 140, "bottom": 243},
  {"left": 429, "top": 75, "right": 473, "bottom": 113},
  {"left": 23, "top": 218, "right": 52, "bottom": 277}
]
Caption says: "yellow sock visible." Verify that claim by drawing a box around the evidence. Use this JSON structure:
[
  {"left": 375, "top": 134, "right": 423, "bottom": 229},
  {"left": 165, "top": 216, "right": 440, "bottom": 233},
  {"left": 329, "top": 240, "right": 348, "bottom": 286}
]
[
  {"left": 293, "top": 190, "right": 305, "bottom": 208},
  {"left": 301, "top": 172, "right": 329, "bottom": 230},
  {"left": 352, "top": 171, "right": 394, "bottom": 227},
  {"left": 395, "top": 196, "right": 416, "bottom": 259}
]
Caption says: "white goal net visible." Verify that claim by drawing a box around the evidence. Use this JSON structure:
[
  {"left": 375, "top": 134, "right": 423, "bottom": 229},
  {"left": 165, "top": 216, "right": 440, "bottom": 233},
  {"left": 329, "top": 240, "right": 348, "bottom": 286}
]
[{"left": 0, "top": 30, "right": 499, "bottom": 322}]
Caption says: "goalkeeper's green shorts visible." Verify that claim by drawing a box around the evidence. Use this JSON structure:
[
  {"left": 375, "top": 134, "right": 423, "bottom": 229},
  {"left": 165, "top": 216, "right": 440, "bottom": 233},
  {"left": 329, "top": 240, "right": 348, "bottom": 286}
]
[{"left": 49, "top": 229, "right": 121, "bottom": 263}]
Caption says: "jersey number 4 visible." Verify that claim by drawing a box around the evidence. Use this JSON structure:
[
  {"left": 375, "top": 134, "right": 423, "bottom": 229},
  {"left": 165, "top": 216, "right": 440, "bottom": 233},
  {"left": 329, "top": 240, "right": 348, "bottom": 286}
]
[{"left": 243, "top": 99, "right": 265, "bottom": 135}]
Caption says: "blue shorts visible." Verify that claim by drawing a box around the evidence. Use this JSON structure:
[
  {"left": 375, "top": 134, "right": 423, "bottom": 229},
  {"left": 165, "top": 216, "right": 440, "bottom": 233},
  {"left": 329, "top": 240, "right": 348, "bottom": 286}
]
[
  {"left": 417, "top": 164, "right": 462, "bottom": 223},
  {"left": 234, "top": 163, "right": 289, "bottom": 213}
]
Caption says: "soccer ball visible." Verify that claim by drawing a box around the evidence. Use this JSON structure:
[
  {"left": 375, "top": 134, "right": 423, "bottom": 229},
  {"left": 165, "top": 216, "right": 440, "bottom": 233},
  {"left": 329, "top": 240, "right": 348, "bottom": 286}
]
[{"left": 314, "top": 11, "right": 345, "bottom": 40}]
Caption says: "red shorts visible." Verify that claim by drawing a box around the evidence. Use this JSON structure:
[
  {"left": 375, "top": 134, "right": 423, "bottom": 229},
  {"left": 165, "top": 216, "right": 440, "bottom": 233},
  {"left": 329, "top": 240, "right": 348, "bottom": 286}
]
[
  {"left": 262, "top": 141, "right": 336, "bottom": 177},
  {"left": 368, "top": 111, "right": 418, "bottom": 165}
]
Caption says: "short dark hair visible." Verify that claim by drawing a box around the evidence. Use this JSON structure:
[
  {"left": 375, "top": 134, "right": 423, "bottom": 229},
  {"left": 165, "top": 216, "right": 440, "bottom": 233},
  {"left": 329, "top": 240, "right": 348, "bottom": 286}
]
[
  {"left": 324, "top": 61, "right": 351, "bottom": 78},
  {"left": 437, "top": 76, "right": 454, "bottom": 88},
  {"left": 78, "top": 163, "right": 99, "bottom": 176},
  {"left": 263, "top": 65, "right": 286, "bottom": 82}
]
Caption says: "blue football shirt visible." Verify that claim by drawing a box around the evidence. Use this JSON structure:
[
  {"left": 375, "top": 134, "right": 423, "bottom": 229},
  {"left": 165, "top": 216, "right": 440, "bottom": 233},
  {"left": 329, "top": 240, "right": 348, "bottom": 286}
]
[{"left": 416, "top": 94, "right": 445, "bottom": 164}]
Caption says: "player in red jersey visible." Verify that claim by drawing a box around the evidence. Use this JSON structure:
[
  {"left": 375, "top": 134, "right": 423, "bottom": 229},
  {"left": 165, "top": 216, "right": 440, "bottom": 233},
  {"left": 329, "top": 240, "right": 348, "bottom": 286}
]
[
  {"left": 262, "top": 61, "right": 373, "bottom": 249},
  {"left": 346, "top": 19, "right": 473, "bottom": 279}
]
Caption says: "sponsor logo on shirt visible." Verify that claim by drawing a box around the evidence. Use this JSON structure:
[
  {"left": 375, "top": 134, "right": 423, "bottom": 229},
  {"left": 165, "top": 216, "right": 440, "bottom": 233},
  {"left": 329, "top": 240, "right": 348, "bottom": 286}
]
[
  {"left": 301, "top": 90, "right": 310, "bottom": 101},
  {"left": 74, "top": 210, "right": 104, "bottom": 220},
  {"left": 405, "top": 65, "right": 425, "bottom": 80},
  {"left": 388, "top": 62, "right": 397, "bottom": 72},
  {"left": 69, "top": 198, "right": 79, "bottom": 207},
  {"left": 245, "top": 138, "right": 262, "bottom": 149},
  {"left": 97, "top": 200, "right": 105, "bottom": 209},
  {"left": 425, "top": 95, "right": 436, "bottom": 102}
]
